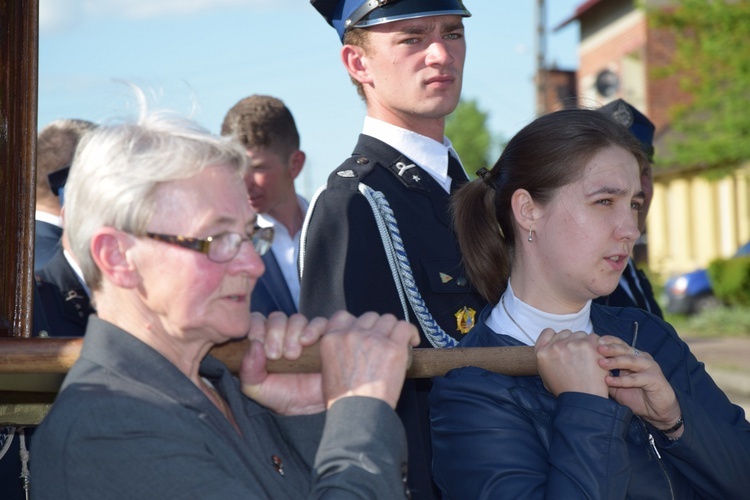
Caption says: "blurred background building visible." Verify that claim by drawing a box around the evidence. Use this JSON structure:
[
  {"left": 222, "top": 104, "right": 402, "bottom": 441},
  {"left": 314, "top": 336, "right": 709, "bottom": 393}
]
[{"left": 540, "top": 0, "right": 750, "bottom": 281}]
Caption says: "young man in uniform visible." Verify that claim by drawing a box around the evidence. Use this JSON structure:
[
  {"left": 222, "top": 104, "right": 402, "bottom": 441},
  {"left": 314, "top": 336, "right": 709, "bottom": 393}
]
[
  {"left": 302, "top": 1, "right": 485, "bottom": 497},
  {"left": 594, "top": 98, "right": 664, "bottom": 318}
]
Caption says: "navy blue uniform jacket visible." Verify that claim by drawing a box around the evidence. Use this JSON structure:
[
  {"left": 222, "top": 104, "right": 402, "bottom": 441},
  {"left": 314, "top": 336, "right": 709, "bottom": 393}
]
[
  {"left": 34, "top": 245, "right": 92, "bottom": 337},
  {"left": 299, "top": 134, "right": 488, "bottom": 500},
  {"left": 299, "top": 134, "right": 486, "bottom": 347}
]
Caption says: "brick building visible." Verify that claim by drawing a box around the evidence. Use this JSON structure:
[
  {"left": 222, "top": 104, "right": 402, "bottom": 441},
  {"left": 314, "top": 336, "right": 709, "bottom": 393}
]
[{"left": 553, "top": 0, "right": 750, "bottom": 280}]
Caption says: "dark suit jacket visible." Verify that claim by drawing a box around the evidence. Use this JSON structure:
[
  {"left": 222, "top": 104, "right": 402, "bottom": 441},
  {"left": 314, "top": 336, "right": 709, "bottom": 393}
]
[
  {"left": 251, "top": 250, "right": 297, "bottom": 316},
  {"left": 30, "top": 316, "right": 409, "bottom": 499},
  {"left": 34, "top": 220, "right": 62, "bottom": 272},
  {"left": 34, "top": 246, "right": 93, "bottom": 337},
  {"left": 299, "top": 135, "right": 488, "bottom": 500}
]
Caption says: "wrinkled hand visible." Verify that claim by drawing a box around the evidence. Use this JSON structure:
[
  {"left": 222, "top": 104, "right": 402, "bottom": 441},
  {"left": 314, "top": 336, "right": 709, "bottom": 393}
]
[
  {"left": 535, "top": 328, "right": 610, "bottom": 398},
  {"left": 320, "top": 311, "right": 419, "bottom": 410},
  {"left": 240, "top": 312, "right": 328, "bottom": 416},
  {"left": 597, "top": 335, "right": 682, "bottom": 434}
]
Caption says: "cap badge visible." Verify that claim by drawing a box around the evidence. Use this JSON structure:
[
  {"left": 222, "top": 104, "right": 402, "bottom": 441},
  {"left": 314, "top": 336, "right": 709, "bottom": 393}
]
[
  {"left": 454, "top": 306, "right": 476, "bottom": 334},
  {"left": 611, "top": 102, "right": 634, "bottom": 128}
]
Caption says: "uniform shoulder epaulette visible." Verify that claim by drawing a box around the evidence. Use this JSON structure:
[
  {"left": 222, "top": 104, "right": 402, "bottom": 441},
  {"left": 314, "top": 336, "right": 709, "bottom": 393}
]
[{"left": 327, "top": 155, "right": 377, "bottom": 191}]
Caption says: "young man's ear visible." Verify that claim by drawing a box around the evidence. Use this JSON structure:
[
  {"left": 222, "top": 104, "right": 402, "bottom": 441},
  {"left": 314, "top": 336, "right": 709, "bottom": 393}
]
[
  {"left": 90, "top": 228, "right": 140, "bottom": 288},
  {"left": 288, "top": 150, "right": 306, "bottom": 180},
  {"left": 341, "top": 44, "right": 372, "bottom": 85}
]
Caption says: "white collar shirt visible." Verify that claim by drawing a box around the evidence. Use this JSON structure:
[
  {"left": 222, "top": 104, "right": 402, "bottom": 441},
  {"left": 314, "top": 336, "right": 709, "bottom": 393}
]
[
  {"left": 362, "top": 116, "right": 462, "bottom": 194},
  {"left": 35, "top": 210, "right": 62, "bottom": 227},
  {"left": 256, "top": 195, "right": 309, "bottom": 309}
]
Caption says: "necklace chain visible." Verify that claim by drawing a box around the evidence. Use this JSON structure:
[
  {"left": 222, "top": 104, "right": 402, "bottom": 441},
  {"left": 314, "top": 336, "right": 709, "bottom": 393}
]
[{"left": 501, "top": 295, "right": 536, "bottom": 345}]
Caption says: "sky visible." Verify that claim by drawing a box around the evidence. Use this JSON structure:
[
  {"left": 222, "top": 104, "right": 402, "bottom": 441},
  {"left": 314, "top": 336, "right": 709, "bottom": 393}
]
[{"left": 38, "top": 0, "right": 583, "bottom": 199}]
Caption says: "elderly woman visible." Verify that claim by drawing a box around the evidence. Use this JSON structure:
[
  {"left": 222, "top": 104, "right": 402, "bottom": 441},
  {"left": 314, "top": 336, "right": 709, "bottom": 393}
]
[
  {"left": 31, "top": 102, "right": 418, "bottom": 499},
  {"left": 429, "top": 109, "right": 750, "bottom": 499}
]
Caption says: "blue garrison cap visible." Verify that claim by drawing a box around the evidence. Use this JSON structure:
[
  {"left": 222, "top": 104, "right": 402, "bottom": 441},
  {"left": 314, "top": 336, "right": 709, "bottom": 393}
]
[
  {"left": 311, "top": 0, "right": 471, "bottom": 42},
  {"left": 598, "top": 98, "right": 655, "bottom": 161}
]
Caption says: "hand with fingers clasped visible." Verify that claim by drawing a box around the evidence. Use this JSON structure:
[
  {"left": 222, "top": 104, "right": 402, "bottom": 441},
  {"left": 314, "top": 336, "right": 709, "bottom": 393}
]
[
  {"left": 240, "top": 311, "right": 328, "bottom": 416},
  {"left": 597, "top": 335, "right": 683, "bottom": 437},
  {"left": 319, "top": 311, "right": 419, "bottom": 410},
  {"left": 535, "top": 328, "right": 611, "bottom": 399},
  {"left": 239, "top": 310, "right": 419, "bottom": 416}
]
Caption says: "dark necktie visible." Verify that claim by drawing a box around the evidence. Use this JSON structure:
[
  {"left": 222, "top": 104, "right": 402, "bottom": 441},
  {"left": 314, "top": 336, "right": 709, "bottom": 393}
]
[
  {"left": 447, "top": 153, "right": 468, "bottom": 194},
  {"left": 623, "top": 261, "right": 649, "bottom": 311}
]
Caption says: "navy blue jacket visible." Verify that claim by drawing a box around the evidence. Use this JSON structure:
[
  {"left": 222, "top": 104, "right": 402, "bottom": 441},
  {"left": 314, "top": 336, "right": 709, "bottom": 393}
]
[
  {"left": 34, "top": 246, "right": 92, "bottom": 337},
  {"left": 299, "top": 135, "right": 488, "bottom": 500},
  {"left": 251, "top": 250, "right": 297, "bottom": 316},
  {"left": 34, "top": 220, "right": 62, "bottom": 272},
  {"left": 430, "top": 304, "right": 750, "bottom": 499}
]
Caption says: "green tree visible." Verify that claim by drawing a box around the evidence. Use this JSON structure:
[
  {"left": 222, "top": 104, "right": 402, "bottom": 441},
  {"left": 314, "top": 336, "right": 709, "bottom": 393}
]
[
  {"left": 445, "top": 98, "right": 493, "bottom": 176},
  {"left": 647, "top": 0, "right": 750, "bottom": 170}
]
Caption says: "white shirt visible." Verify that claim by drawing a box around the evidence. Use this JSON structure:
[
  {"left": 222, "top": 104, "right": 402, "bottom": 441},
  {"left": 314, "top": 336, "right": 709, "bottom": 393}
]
[
  {"left": 486, "top": 281, "right": 594, "bottom": 345},
  {"left": 256, "top": 195, "right": 308, "bottom": 309},
  {"left": 35, "top": 210, "right": 62, "bottom": 228},
  {"left": 362, "top": 116, "right": 464, "bottom": 194}
]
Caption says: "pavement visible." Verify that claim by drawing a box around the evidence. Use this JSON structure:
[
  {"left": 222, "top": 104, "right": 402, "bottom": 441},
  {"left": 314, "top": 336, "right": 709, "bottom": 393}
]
[{"left": 684, "top": 336, "right": 750, "bottom": 415}]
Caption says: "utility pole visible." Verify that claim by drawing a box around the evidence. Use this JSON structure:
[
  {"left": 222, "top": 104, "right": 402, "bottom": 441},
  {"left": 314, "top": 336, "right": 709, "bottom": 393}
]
[{"left": 535, "top": 0, "right": 547, "bottom": 115}]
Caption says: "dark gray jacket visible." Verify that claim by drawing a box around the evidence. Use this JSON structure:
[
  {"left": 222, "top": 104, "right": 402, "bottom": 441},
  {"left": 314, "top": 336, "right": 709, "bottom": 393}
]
[{"left": 31, "top": 316, "right": 409, "bottom": 499}]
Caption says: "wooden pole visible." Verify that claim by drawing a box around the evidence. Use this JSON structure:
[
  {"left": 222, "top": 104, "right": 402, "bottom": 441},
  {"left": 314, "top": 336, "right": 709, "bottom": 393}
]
[
  {"left": 0, "top": 338, "right": 537, "bottom": 379},
  {"left": 0, "top": 0, "right": 39, "bottom": 338}
]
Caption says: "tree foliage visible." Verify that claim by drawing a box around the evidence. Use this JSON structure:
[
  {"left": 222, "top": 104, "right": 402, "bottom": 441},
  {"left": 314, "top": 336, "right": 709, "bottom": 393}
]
[
  {"left": 445, "top": 98, "right": 493, "bottom": 176},
  {"left": 647, "top": 0, "right": 750, "bottom": 169}
]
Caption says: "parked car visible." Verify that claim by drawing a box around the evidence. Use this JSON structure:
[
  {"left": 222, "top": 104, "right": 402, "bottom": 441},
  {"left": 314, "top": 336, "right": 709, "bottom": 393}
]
[{"left": 663, "top": 241, "right": 750, "bottom": 315}]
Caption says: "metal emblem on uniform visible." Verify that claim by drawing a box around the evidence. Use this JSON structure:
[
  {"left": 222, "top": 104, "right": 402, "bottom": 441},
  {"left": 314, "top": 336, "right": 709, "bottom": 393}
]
[
  {"left": 439, "top": 272, "right": 453, "bottom": 283},
  {"left": 337, "top": 169, "right": 357, "bottom": 178},
  {"left": 454, "top": 306, "right": 476, "bottom": 334},
  {"left": 412, "top": 174, "right": 421, "bottom": 182},
  {"left": 65, "top": 290, "right": 85, "bottom": 301},
  {"left": 395, "top": 161, "right": 416, "bottom": 177}
]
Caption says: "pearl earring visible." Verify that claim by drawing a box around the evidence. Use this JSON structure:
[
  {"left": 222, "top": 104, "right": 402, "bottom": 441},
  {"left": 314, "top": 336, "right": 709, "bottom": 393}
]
[{"left": 528, "top": 228, "right": 533, "bottom": 242}]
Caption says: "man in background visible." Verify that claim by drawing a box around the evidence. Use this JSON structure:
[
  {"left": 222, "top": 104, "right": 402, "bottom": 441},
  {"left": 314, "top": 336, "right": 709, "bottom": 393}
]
[
  {"left": 221, "top": 95, "right": 307, "bottom": 316},
  {"left": 35, "top": 164, "right": 95, "bottom": 338},
  {"left": 595, "top": 98, "right": 664, "bottom": 318},
  {"left": 34, "top": 119, "right": 96, "bottom": 271}
]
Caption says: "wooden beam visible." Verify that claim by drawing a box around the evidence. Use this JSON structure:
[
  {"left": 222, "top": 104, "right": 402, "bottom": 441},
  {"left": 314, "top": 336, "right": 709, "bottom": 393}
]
[
  {"left": 0, "top": 338, "right": 537, "bottom": 425},
  {"left": 0, "top": 337, "right": 538, "bottom": 379}
]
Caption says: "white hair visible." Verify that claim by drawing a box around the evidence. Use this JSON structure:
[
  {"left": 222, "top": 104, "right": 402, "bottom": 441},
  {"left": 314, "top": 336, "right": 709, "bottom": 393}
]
[{"left": 64, "top": 90, "right": 248, "bottom": 291}]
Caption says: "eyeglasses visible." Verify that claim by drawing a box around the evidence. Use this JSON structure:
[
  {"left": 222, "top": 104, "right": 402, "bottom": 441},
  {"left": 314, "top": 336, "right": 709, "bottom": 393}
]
[{"left": 146, "top": 226, "right": 274, "bottom": 263}]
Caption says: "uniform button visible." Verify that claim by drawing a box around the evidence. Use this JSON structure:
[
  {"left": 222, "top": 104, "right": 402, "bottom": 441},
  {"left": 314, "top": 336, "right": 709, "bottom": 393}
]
[
  {"left": 456, "top": 276, "right": 467, "bottom": 286},
  {"left": 356, "top": 156, "right": 369, "bottom": 165},
  {"left": 401, "top": 462, "right": 411, "bottom": 498}
]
